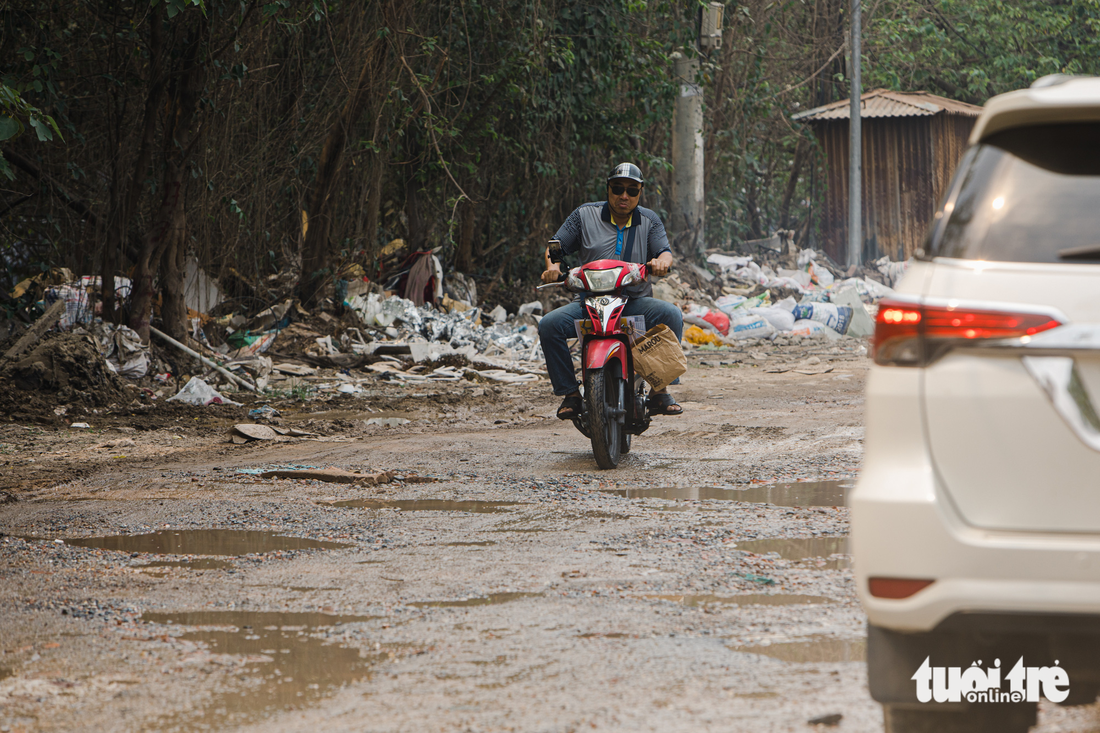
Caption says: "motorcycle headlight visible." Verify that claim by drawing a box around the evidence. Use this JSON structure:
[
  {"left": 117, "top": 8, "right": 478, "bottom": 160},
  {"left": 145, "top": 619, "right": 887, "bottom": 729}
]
[
  {"left": 619, "top": 263, "right": 643, "bottom": 287},
  {"left": 583, "top": 267, "right": 622, "bottom": 292}
]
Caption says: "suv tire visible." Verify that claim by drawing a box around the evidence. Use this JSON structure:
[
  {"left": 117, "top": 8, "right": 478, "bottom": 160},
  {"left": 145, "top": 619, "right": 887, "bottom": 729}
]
[{"left": 883, "top": 703, "right": 1037, "bottom": 733}]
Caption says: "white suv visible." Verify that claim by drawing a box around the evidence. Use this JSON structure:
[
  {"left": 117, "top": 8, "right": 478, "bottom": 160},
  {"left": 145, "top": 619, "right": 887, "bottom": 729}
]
[{"left": 852, "top": 75, "right": 1100, "bottom": 733}]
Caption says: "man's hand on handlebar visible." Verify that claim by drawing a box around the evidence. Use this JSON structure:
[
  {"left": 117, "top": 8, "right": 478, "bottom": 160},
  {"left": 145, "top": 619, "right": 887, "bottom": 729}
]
[
  {"left": 541, "top": 264, "right": 564, "bottom": 284},
  {"left": 646, "top": 252, "right": 673, "bottom": 278}
]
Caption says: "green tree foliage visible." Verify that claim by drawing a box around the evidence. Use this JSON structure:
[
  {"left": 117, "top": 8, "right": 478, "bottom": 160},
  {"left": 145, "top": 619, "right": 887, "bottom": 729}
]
[
  {"left": 864, "top": 0, "right": 1100, "bottom": 103},
  {"left": 3, "top": 0, "right": 1100, "bottom": 330}
]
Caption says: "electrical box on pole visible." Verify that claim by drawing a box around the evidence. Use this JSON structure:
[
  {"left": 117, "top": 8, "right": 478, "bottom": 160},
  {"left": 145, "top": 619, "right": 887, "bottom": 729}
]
[{"left": 699, "top": 3, "right": 724, "bottom": 52}]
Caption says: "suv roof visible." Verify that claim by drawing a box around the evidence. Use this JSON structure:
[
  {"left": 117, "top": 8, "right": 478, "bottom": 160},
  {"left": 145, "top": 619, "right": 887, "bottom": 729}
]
[{"left": 971, "top": 76, "right": 1100, "bottom": 143}]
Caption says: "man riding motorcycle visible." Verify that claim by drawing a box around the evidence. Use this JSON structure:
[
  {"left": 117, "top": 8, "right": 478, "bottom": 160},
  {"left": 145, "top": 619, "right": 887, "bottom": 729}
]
[{"left": 538, "top": 162, "right": 685, "bottom": 420}]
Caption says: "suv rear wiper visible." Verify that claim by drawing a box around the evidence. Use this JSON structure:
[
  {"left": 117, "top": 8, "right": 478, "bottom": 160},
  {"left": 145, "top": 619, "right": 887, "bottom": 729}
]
[{"left": 1058, "top": 244, "right": 1100, "bottom": 260}]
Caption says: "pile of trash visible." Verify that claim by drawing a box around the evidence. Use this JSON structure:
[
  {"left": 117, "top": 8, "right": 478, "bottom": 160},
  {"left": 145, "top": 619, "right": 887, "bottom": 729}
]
[
  {"left": 0, "top": 253, "right": 551, "bottom": 418},
  {"left": 659, "top": 246, "right": 907, "bottom": 344},
  {"left": 0, "top": 232, "right": 903, "bottom": 420}
]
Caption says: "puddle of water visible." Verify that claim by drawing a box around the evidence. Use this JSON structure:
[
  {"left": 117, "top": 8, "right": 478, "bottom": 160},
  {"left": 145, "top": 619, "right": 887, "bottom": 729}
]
[
  {"left": 409, "top": 592, "right": 541, "bottom": 608},
  {"left": 736, "top": 537, "right": 850, "bottom": 569},
  {"left": 137, "top": 559, "right": 234, "bottom": 570},
  {"left": 142, "top": 611, "right": 381, "bottom": 729},
  {"left": 737, "top": 637, "right": 866, "bottom": 663},
  {"left": 65, "top": 530, "right": 352, "bottom": 555},
  {"left": 332, "top": 500, "right": 521, "bottom": 513},
  {"left": 642, "top": 594, "right": 828, "bottom": 607},
  {"left": 442, "top": 541, "right": 497, "bottom": 547},
  {"left": 600, "top": 480, "right": 852, "bottom": 507},
  {"left": 236, "top": 464, "right": 317, "bottom": 475},
  {"left": 143, "top": 611, "right": 374, "bottom": 627}
]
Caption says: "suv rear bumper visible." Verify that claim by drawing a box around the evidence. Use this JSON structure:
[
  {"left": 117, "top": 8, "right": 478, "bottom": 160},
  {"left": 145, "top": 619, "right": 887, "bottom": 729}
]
[{"left": 852, "top": 368, "right": 1100, "bottom": 632}]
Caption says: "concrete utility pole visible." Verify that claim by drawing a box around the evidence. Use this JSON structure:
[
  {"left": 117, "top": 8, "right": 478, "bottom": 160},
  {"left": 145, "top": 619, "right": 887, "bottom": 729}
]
[
  {"left": 671, "top": 54, "right": 705, "bottom": 260},
  {"left": 848, "top": 0, "right": 862, "bottom": 268},
  {"left": 670, "top": 3, "right": 722, "bottom": 262}
]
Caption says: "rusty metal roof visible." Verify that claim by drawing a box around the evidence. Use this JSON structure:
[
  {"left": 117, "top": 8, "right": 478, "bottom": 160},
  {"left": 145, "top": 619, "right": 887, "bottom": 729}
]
[{"left": 792, "top": 89, "right": 983, "bottom": 121}]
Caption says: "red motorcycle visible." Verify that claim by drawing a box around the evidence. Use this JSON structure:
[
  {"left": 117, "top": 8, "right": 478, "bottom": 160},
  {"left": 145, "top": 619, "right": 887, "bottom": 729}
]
[{"left": 548, "top": 258, "right": 654, "bottom": 469}]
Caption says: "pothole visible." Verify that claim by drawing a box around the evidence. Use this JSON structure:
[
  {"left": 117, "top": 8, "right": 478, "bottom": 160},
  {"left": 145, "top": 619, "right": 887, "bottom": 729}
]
[
  {"left": 600, "top": 479, "right": 852, "bottom": 507},
  {"left": 641, "top": 594, "right": 829, "bottom": 607},
  {"left": 736, "top": 637, "right": 866, "bottom": 663},
  {"left": 332, "top": 500, "right": 522, "bottom": 513},
  {"left": 736, "top": 537, "right": 850, "bottom": 569},
  {"left": 142, "top": 611, "right": 382, "bottom": 729},
  {"left": 64, "top": 530, "right": 352, "bottom": 555}
]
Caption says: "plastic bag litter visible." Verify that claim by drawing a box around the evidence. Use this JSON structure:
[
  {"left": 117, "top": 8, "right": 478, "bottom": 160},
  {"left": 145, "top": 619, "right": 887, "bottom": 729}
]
[
  {"left": 776, "top": 268, "right": 812, "bottom": 289},
  {"left": 836, "top": 276, "right": 894, "bottom": 303},
  {"left": 790, "top": 319, "right": 840, "bottom": 339},
  {"left": 684, "top": 325, "right": 724, "bottom": 346},
  {"left": 702, "top": 310, "right": 730, "bottom": 335},
  {"left": 167, "top": 376, "right": 242, "bottom": 406},
  {"left": 715, "top": 294, "right": 746, "bottom": 312},
  {"left": 727, "top": 313, "right": 777, "bottom": 340},
  {"left": 94, "top": 322, "right": 149, "bottom": 378},
  {"left": 749, "top": 304, "right": 796, "bottom": 332},
  {"left": 872, "top": 256, "right": 910, "bottom": 287},
  {"left": 717, "top": 293, "right": 766, "bottom": 316},
  {"left": 348, "top": 293, "right": 539, "bottom": 358},
  {"left": 791, "top": 302, "right": 853, "bottom": 334},
  {"left": 706, "top": 253, "right": 754, "bottom": 273}
]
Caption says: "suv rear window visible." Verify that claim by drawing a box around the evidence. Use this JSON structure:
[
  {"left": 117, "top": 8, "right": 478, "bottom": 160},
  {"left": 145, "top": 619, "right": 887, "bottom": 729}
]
[{"left": 932, "top": 122, "right": 1100, "bottom": 263}]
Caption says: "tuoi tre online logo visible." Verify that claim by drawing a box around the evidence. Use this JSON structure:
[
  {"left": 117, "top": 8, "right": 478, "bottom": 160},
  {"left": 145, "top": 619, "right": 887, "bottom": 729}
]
[{"left": 912, "top": 657, "right": 1070, "bottom": 703}]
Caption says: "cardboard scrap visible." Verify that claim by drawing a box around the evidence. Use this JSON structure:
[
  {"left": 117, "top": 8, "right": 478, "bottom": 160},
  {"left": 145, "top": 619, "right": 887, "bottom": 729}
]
[
  {"left": 259, "top": 467, "right": 396, "bottom": 485},
  {"left": 272, "top": 363, "right": 317, "bottom": 376},
  {"left": 231, "top": 424, "right": 278, "bottom": 442}
]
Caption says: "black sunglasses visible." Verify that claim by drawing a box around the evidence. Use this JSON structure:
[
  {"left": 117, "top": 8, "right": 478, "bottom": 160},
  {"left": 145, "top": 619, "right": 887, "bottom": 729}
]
[{"left": 609, "top": 184, "right": 641, "bottom": 197}]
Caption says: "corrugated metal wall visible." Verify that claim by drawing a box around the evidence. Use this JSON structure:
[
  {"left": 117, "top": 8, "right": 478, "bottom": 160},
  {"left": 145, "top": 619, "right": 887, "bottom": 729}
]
[
  {"left": 812, "top": 114, "right": 975, "bottom": 263},
  {"left": 930, "top": 115, "right": 975, "bottom": 207}
]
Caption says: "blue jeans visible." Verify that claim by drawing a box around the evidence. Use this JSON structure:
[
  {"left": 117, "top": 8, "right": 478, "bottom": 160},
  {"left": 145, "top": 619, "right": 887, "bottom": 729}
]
[{"left": 538, "top": 297, "right": 684, "bottom": 396}]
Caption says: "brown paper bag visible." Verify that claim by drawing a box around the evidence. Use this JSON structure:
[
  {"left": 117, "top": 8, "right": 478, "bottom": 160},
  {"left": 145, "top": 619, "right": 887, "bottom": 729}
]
[{"left": 631, "top": 324, "right": 687, "bottom": 391}]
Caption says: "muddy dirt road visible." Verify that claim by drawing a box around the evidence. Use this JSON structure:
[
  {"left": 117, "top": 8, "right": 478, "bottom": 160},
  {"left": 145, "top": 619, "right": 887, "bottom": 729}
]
[{"left": 2, "top": 345, "right": 1097, "bottom": 732}]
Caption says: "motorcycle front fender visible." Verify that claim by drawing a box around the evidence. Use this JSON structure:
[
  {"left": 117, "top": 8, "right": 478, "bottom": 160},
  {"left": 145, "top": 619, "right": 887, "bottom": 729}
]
[{"left": 584, "top": 338, "right": 628, "bottom": 379}]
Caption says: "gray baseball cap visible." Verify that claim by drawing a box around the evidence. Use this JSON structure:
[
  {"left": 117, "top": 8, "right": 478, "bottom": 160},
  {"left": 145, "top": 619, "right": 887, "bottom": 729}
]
[{"left": 607, "top": 162, "right": 644, "bottom": 185}]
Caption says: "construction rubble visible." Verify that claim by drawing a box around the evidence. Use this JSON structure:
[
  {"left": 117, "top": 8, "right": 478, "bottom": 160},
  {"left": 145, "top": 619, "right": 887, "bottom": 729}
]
[{"left": 0, "top": 241, "right": 903, "bottom": 425}]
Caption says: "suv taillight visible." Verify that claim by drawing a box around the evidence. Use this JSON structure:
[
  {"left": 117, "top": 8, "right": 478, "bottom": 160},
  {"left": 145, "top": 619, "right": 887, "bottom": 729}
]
[{"left": 873, "top": 298, "right": 1062, "bottom": 367}]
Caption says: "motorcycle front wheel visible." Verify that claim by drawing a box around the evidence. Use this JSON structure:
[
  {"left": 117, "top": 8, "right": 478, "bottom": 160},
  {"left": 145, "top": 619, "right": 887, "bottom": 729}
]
[{"left": 585, "top": 364, "right": 623, "bottom": 469}]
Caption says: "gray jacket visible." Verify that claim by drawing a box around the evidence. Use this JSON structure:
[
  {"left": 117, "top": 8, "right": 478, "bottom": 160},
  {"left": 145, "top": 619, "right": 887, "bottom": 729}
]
[{"left": 552, "top": 201, "right": 671, "bottom": 299}]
